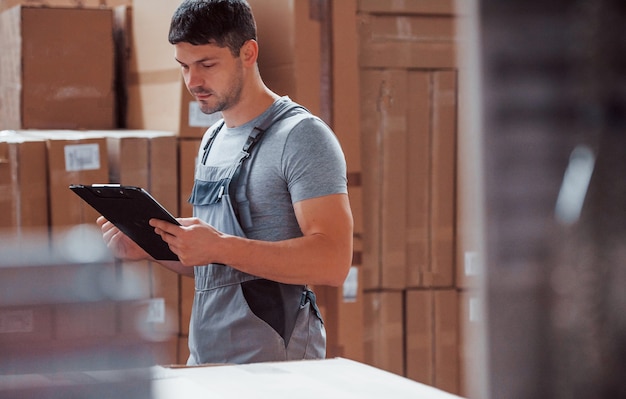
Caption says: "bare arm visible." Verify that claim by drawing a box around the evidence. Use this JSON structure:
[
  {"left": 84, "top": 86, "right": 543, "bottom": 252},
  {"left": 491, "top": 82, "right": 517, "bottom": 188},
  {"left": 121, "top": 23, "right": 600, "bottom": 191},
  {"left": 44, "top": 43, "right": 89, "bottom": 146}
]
[{"left": 151, "top": 193, "right": 353, "bottom": 287}]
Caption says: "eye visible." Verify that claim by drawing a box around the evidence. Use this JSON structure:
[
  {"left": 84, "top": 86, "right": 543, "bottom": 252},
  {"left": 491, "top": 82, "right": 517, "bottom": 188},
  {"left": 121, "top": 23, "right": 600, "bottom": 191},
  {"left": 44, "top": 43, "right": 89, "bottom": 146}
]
[{"left": 201, "top": 63, "right": 215, "bottom": 69}]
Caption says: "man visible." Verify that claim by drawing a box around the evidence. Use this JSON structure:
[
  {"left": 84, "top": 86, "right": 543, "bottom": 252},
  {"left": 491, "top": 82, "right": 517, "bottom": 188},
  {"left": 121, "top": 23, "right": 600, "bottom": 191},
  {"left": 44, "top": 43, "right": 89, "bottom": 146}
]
[{"left": 97, "top": 0, "right": 353, "bottom": 365}]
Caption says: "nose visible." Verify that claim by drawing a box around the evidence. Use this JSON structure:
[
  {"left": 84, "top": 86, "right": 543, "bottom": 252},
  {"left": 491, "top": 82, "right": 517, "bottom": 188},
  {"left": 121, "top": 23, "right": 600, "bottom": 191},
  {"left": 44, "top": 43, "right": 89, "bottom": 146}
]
[{"left": 185, "top": 65, "right": 203, "bottom": 90}]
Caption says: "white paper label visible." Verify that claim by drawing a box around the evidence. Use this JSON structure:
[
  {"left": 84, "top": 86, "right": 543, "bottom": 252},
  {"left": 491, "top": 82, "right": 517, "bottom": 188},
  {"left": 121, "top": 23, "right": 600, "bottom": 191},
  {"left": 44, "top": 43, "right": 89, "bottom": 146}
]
[
  {"left": 146, "top": 298, "right": 165, "bottom": 323},
  {"left": 468, "top": 296, "right": 482, "bottom": 323},
  {"left": 64, "top": 143, "right": 100, "bottom": 171},
  {"left": 188, "top": 101, "right": 222, "bottom": 127},
  {"left": 464, "top": 251, "right": 481, "bottom": 276},
  {"left": 0, "top": 309, "right": 34, "bottom": 333},
  {"left": 342, "top": 266, "right": 359, "bottom": 303}
]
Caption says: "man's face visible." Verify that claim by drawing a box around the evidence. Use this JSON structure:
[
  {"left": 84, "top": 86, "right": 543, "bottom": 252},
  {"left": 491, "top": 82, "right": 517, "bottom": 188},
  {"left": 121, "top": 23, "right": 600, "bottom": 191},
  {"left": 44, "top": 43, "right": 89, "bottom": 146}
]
[{"left": 174, "top": 42, "right": 244, "bottom": 114}]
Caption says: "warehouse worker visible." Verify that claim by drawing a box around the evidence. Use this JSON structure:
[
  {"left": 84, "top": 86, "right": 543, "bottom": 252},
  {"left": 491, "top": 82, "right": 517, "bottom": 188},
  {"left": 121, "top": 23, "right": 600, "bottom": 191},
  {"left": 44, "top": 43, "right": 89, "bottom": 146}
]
[{"left": 97, "top": 0, "right": 353, "bottom": 365}]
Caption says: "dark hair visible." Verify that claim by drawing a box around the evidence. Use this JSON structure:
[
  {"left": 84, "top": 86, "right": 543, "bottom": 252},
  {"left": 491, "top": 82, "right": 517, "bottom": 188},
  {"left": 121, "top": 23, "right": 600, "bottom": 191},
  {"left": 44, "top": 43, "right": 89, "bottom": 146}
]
[{"left": 168, "top": 0, "right": 257, "bottom": 57}]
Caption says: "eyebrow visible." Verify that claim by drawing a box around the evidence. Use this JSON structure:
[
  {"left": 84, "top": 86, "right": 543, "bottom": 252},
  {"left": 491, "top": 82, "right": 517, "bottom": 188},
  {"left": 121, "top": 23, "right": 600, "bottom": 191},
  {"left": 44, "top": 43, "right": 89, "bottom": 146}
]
[{"left": 175, "top": 57, "right": 216, "bottom": 65}]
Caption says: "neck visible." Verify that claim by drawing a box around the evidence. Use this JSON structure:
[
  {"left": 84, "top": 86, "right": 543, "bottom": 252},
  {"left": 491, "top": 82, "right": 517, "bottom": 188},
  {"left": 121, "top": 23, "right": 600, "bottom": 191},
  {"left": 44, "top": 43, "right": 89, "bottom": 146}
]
[{"left": 221, "top": 79, "right": 280, "bottom": 128}]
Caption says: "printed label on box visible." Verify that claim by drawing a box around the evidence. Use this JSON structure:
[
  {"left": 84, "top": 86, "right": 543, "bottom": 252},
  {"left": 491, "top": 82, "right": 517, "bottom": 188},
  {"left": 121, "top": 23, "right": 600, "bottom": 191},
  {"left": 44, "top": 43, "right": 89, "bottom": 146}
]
[
  {"left": 188, "top": 102, "right": 222, "bottom": 127},
  {"left": 464, "top": 251, "right": 482, "bottom": 276},
  {"left": 64, "top": 143, "right": 100, "bottom": 171},
  {"left": 0, "top": 309, "right": 34, "bottom": 333},
  {"left": 342, "top": 266, "right": 359, "bottom": 303},
  {"left": 469, "top": 296, "right": 482, "bottom": 323},
  {"left": 146, "top": 298, "right": 165, "bottom": 323}
]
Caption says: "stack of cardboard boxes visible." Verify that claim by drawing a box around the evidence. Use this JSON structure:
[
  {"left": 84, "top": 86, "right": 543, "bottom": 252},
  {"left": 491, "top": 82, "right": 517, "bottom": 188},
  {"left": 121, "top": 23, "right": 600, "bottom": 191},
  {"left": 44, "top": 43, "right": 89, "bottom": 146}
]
[
  {"left": 1, "top": 0, "right": 470, "bottom": 397},
  {"left": 357, "top": 1, "right": 472, "bottom": 397},
  {"left": 0, "top": 0, "right": 179, "bottom": 366}
]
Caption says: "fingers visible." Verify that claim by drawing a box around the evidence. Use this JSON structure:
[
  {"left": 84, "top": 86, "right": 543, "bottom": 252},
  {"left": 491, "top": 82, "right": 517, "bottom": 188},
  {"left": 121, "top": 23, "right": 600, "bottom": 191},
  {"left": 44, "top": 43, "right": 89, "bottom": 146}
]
[{"left": 149, "top": 219, "right": 185, "bottom": 240}]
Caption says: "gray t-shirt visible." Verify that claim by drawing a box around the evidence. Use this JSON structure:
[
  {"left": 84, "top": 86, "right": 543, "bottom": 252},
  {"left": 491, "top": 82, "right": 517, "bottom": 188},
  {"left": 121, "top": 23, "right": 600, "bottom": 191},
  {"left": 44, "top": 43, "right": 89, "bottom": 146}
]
[{"left": 197, "top": 97, "right": 347, "bottom": 242}]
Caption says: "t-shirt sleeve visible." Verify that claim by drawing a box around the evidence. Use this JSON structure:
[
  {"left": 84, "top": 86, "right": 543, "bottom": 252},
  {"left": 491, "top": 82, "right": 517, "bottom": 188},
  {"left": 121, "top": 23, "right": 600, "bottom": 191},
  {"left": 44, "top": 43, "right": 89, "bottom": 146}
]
[{"left": 282, "top": 117, "right": 348, "bottom": 204}]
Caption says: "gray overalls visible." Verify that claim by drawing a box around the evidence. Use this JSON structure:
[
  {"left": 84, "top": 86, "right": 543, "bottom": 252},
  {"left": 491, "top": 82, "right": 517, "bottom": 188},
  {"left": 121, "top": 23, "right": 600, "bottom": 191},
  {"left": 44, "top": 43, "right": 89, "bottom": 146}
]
[{"left": 187, "top": 101, "right": 326, "bottom": 365}]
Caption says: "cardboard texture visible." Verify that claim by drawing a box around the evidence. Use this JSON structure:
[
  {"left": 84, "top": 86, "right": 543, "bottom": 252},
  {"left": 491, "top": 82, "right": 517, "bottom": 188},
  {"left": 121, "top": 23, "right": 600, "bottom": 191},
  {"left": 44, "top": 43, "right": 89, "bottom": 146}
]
[
  {"left": 116, "top": 3, "right": 219, "bottom": 137},
  {"left": 93, "top": 129, "right": 179, "bottom": 213},
  {"left": 93, "top": 129, "right": 180, "bottom": 364},
  {"left": 405, "top": 289, "right": 460, "bottom": 394},
  {"left": 0, "top": 134, "right": 48, "bottom": 233},
  {"left": 358, "top": 0, "right": 456, "bottom": 15},
  {"left": 178, "top": 138, "right": 201, "bottom": 218},
  {"left": 177, "top": 138, "right": 198, "bottom": 340},
  {"left": 0, "top": 0, "right": 131, "bottom": 13},
  {"left": 406, "top": 72, "right": 432, "bottom": 287},
  {"left": 115, "top": 2, "right": 184, "bottom": 134},
  {"left": 177, "top": 334, "right": 189, "bottom": 365},
  {"left": 424, "top": 71, "right": 457, "bottom": 288},
  {"left": 363, "top": 290, "right": 404, "bottom": 376},
  {"left": 249, "top": 0, "right": 322, "bottom": 116},
  {"left": 313, "top": 265, "right": 364, "bottom": 362},
  {"left": 332, "top": 0, "right": 363, "bottom": 278},
  {"left": 0, "top": 6, "right": 116, "bottom": 130},
  {"left": 0, "top": 306, "right": 54, "bottom": 343},
  {"left": 358, "top": 12, "right": 456, "bottom": 69},
  {"left": 433, "top": 290, "right": 459, "bottom": 394},
  {"left": 360, "top": 69, "right": 409, "bottom": 290},
  {"left": 16, "top": 130, "right": 110, "bottom": 242},
  {"left": 405, "top": 290, "right": 434, "bottom": 385},
  {"left": 360, "top": 71, "right": 457, "bottom": 291},
  {"left": 179, "top": 275, "right": 194, "bottom": 338}
]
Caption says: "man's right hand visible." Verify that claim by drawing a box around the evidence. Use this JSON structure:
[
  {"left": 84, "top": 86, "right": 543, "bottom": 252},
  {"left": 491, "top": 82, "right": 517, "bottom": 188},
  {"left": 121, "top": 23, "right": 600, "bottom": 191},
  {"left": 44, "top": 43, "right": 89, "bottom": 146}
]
[{"left": 97, "top": 216, "right": 151, "bottom": 261}]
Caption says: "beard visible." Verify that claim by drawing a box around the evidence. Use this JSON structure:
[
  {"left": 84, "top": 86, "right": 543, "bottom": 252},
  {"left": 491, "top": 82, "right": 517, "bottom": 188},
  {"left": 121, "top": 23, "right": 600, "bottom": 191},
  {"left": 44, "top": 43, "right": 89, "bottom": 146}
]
[{"left": 191, "top": 60, "right": 244, "bottom": 115}]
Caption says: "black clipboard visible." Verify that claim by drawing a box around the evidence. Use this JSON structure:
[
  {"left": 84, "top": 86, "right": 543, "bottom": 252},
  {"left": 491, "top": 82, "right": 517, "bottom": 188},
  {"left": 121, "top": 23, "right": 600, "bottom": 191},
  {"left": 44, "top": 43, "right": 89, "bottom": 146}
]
[{"left": 69, "top": 184, "right": 180, "bottom": 261}]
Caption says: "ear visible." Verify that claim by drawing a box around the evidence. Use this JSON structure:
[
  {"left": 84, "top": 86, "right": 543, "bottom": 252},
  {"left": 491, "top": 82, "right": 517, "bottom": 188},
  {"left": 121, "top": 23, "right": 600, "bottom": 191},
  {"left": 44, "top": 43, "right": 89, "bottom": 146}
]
[{"left": 240, "top": 39, "right": 258, "bottom": 66}]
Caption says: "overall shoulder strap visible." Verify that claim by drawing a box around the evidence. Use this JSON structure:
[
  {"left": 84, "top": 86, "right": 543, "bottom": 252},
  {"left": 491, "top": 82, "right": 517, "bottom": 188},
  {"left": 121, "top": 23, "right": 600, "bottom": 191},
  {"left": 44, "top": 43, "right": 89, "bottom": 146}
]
[
  {"left": 241, "top": 101, "right": 309, "bottom": 156},
  {"left": 200, "top": 120, "right": 225, "bottom": 165},
  {"left": 232, "top": 101, "right": 310, "bottom": 229}
]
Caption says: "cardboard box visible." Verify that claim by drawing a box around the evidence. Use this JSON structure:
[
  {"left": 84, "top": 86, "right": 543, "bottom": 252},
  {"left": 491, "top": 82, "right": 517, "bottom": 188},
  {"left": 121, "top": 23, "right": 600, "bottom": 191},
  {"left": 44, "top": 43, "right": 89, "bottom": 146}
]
[
  {"left": 423, "top": 71, "right": 457, "bottom": 288},
  {"left": 115, "top": 3, "right": 219, "bottom": 137},
  {"left": 179, "top": 274, "right": 194, "bottom": 337},
  {"left": 363, "top": 290, "right": 404, "bottom": 376},
  {"left": 17, "top": 130, "right": 110, "bottom": 240},
  {"left": 55, "top": 301, "right": 118, "bottom": 339},
  {"left": 433, "top": 290, "right": 460, "bottom": 394},
  {"left": 176, "top": 138, "right": 197, "bottom": 339},
  {"left": 358, "top": 12, "right": 456, "bottom": 69},
  {"left": 0, "top": 6, "right": 116, "bottom": 130},
  {"left": 404, "top": 290, "right": 434, "bottom": 384},
  {"left": 0, "top": 133, "right": 48, "bottom": 234},
  {"left": 0, "top": 306, "right": 54, "bottom": 343},
  {"left": 358, "top": 0, "right": 456, "bottom": 15},
  {"left": 177, "top": 334, "right": 189, "bottom": 365},
  {"left": 249, "top": 0, "right": 322, "bottom": 116},
  {"left": 360, "top": 69, "right": 409, "bottom": 290},
  {"left": 178, "top": 139, "right": 201, "bottom": 218},
  {"left": 92, "top": 130, "right": 179, "bottom": 214},
  {"left": 406, "top": 71, "right": 433, "bottom": 287},
  {"left": 405, "top": 289, "right": 460, "bottom": 394},
  {"left": 91, "top": 129, "right": 180, "bottom": 364},
  {"left": 314, "top": 265, "right": 364, "bottom": 363},
  {"left": 360, "top": 69, "right": 457, "bottom": 290},
  {"left": 0, "top": 0, "right": 131, "bottom": 13},
  {"left": 357, "top": 3, "right": 458, "bottom": 293}
]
